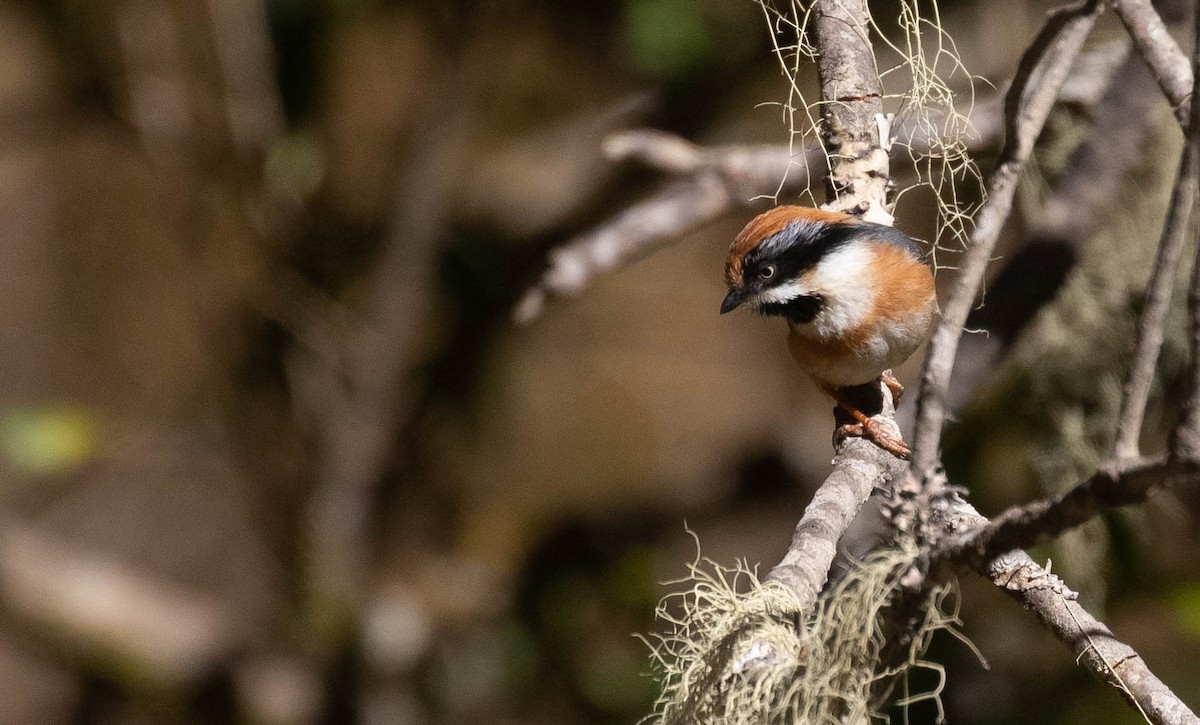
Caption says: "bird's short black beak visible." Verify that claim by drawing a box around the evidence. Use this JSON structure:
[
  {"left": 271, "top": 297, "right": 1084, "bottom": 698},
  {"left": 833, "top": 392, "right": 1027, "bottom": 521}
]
[{"left": 720, "top": 289, "right": 747, "bottom": 315}]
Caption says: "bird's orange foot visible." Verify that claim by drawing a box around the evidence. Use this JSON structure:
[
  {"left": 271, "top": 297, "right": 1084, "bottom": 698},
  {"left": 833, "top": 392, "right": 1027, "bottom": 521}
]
[
  {"left": 836, "top": 421, "right": 912, "bottom": 460},
  {"left": 880, "top": 369, "right": 904, "bottom": 405}
]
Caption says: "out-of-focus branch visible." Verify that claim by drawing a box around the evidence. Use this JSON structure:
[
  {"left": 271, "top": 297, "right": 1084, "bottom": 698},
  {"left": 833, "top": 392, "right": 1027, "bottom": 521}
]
[
  {"left": 0, "top": 520, "right": 237, "bottom": 688},
  {"left": 290, "top": 69, "right": 475, "bottom": 645},
  {"left": 1171, "top": 6, "right": 1200, "bottom": 458},
  {"left": 1112, "top": 0, "right": 1193, "bottom": 126},
  {"left": 1115, "top": 23, "right": 1200, "bottom": 458},
  {"left": 115, "top": 1, "right": 195, "bottom": 159},
  {"left": 205, "top": 0, "right": 285, "bottom": 158},
  {"left": 934, "top": 496, "right": 1200, "bottom": 725},
  {"left": 910, "top": 0, "right": 1105, "bottom": 476},
  {"left": 511, "top": 142, "right": 819, "bottom": 323}
]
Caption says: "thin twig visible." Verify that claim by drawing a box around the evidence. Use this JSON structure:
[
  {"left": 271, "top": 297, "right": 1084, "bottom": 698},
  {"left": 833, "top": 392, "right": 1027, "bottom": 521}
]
[
  {"left": 1114, "top": 35, "right": 1200, "bottom": 458},
  {"left": 932, "top": 456, "right": 1198, "bottom": 571},
  {"left": 1171, "top": 4, "right": 1200, "bottom": 458},
  {"left": 909, "top": 0, "right": 1105, "bottom": 477},
  {"left": 936, "top": 46, "right": 1169, "bottom": 425}
]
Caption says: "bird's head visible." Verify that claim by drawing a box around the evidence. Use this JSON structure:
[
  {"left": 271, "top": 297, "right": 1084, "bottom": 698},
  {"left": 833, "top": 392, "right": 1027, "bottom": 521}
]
[{"left": 721, "top": 205, "right": 860, "bottom": 322}]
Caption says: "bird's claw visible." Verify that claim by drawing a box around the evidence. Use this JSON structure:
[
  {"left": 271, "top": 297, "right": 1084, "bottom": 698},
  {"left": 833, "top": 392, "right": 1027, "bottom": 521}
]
[
  {"left": 837, "top": 420, "right": 912, "bottom": 461},
  {"left": 880, "top": 369, "right": 904, "bottom": 405}
]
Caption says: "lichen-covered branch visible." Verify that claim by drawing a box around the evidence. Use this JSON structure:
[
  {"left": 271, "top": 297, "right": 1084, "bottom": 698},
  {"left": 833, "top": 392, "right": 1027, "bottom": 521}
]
[{"left": 910, "top": 0, "right": 1105, "bottom": 476}]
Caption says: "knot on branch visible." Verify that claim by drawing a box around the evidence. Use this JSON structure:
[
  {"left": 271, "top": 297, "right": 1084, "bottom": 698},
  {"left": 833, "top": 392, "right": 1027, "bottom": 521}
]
[{"left": 990, "top": 554, "right": 1079, "bottom": 600}]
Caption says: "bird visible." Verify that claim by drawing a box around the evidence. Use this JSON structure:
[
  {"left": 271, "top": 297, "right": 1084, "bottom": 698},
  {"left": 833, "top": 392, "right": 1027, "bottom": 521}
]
[{"left": 720, "top": 205, "right": 937, "bottom": 460}]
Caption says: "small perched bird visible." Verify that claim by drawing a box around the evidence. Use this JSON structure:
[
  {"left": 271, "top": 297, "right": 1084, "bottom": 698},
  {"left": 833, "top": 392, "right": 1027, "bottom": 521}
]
[{"left": 721, "top": 205, "right": 936, "bottom": 460}]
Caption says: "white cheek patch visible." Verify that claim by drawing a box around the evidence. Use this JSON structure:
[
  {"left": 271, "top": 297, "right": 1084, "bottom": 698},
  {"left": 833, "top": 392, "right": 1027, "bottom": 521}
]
[{"left": 805, "top": 243, "right": 875, "bottom": 336}]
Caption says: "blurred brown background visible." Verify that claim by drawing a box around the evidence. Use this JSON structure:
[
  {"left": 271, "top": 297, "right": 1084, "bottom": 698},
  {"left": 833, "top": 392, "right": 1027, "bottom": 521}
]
[{"left": 0, "top": 0, "right": 1198, "bottom": 723}]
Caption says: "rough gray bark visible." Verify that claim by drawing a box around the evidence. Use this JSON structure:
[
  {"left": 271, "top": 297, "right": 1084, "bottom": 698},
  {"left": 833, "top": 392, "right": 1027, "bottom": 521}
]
[
  {"left": 765, "top": 388, "right": 907, "bottom": 610},
  {"left": 812, "top": 0, "right": 891, "bottom": 222}
]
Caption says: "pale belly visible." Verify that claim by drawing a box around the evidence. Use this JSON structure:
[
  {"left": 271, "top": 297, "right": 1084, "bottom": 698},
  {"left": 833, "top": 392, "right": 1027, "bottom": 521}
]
[{"left": 787, "top": 304, "right": 934, "bottom": 388}]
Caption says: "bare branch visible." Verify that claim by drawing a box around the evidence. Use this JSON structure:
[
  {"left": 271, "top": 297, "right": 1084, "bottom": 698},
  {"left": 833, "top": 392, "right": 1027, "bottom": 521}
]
[
  {"left": 936, "top": 496, "right": 1200, "bottom": 725},
  {"left": 512, "top": 146, "right": 818, "bottom": 323},
  {"left": 910, "top": 0, "right": 1105, "bottom": 476},
  {"left": 1112, "top": 0, "right": 1193, "bottom": 127},
  {"left": 1172, "top": 16, "right": 1200, "bottom": 457},
  {"left": 942, "top": 47, "right": 1170, "bottom": 421},
  {"left": 1114, "top": 42, "right": 1200, "bottom": 458},
  {"left": 934, "top": 456, "right": 1197, "bottom": 571},
  {"left": 765, "top": 385, "right": 908, "bottom": 610}
]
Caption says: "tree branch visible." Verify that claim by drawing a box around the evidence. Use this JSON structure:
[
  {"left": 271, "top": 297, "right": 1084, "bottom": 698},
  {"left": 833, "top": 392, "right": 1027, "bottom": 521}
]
[
  {"left": 909, "top": 0, "right": 1105, "bottom": 476},
  {"left": 934, "top": 496, "right": 1200, "bottom": 725},
  {"left": 1170, "top": 5, "right": 1200, "bottom": 457},
  {"left": 933, "top": 456, "right": 1198, "bottom": 571},
  {"left": 943, "top": 46, "right": 1171, "bottom": 422},
  {"left": 1112, "top": 0, "right": 1193, "bottom": 127},
  {"left": 764, "top": 385, "right": 908, "bottom": 610},
  {"left": 749, "top": 0, "right": 901, "bottom": 615},
  {"left": 812, "top": 0, "right": 890, "bottom": 222},
  {"left": 1114, "top": 21, "right": 1200, "bottom": 458}
]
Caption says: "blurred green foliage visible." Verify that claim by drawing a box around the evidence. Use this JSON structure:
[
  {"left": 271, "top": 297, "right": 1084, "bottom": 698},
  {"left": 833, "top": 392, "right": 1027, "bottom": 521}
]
[{"left": 1, "top": 406, "right": 98, "bottom": 475}]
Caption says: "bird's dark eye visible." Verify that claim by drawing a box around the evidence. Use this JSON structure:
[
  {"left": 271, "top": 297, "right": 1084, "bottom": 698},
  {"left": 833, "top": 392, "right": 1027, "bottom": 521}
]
[{"left": 758, "top": 265, "right": 776, "bottom": 281}]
